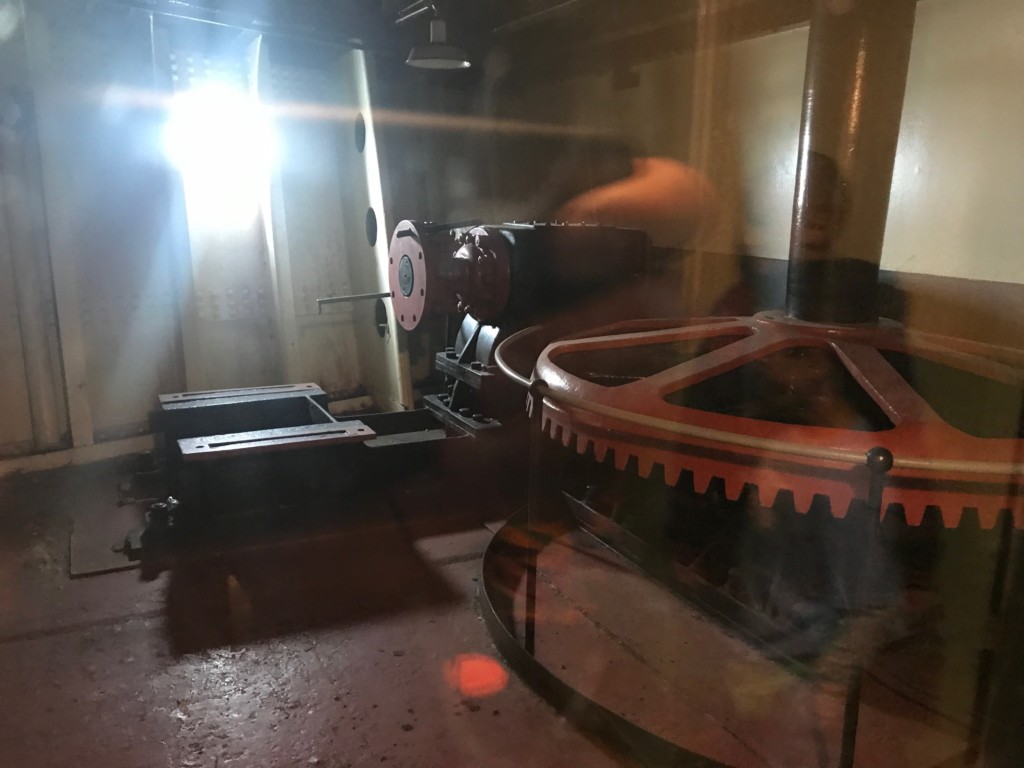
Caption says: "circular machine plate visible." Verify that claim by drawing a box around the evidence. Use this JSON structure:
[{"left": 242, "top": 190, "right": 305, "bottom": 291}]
[
  {"left": 388, "top": 221, "right": 429, "bottom": 331},
  {"left": 532, "top": 312, "right": 1024, "bottom": 528}
]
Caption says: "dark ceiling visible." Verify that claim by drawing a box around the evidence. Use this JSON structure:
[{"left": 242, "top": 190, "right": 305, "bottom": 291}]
[{"left": 77, "top": 0, "right": 812, "bottom": 82}]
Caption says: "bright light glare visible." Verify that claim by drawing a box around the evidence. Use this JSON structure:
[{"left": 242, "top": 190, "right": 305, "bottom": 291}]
[
  {"left": 442, "top": 654, "right": 509, "bottom": 698},
  {"left": 164, "top": 83, "right": 276, "bottom": 230},
  {"left": 0, "top": 2, "right": 21, "bottom": 42}
]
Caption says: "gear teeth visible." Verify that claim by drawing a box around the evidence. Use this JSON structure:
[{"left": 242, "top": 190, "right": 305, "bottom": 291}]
[
  {"left": 790, "top": 489, "right": 817, "bottom": 515},
  {"left": 722, "top": 476, "right": 746, "bottom": 502},
  {"left": 940, "top": 506, "right": 965, "bottom": 529},
  {"left": 976, "top": 498, "right": 1022, "bottom": 529},
  {"left": 613, "top": 449, "right": 630, "bottom": 471},
  {"left": 902, "top": 502, "right": 927, "bottom": 527},
  {"left": 541, "top": 406, "right": 1023, "bottom": 531},
  {"left": 743, "top": 485, "right": 763, "bottom": 507},
  {"left": 753, "top": 481, "right": 783, "bottom": 509},
  {"left": 977, "top": 506, "right": 1003, "bottom": 530},
  {"left": 827, "top": 489, "right": 854, "bottom": 519},
  {"left": 691, "top": 469, "right": 713, "bottom": 495},
  {"left": 637, "top": 456, "right": 656, "bottom": 480},
  {"left": 575, "top": 435, "right": 591, "bottom": 456},
  {"left": 662, "top": 461, "right": 684, "bottom": 487}
]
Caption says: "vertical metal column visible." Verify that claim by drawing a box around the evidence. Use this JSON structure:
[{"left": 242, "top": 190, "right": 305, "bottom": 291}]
[
  {"left": 835, "top": 447, "right": 893, "bottom": 768},
  {"left": 786, "top": 0, "right": 917, "bottom": 324}
]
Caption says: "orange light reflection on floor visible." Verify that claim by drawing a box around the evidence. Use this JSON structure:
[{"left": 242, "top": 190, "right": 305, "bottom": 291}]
[{"left": 443, "top": 654, "right": 509, "bottom": 699}]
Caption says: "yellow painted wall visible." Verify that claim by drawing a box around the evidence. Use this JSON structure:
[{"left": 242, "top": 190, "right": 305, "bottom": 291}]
[{"left": 729, "top": 0, "right": 1024, "bottom": 286}]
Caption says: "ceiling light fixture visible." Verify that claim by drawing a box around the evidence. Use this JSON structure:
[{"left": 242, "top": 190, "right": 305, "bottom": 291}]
[{"left": 397, "top": 2, "right": 471, "bottom": 70}]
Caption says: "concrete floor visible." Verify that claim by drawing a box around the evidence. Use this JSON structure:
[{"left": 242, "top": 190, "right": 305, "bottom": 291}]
[
  {"left": 0, "top": 458, "right": 628, "bottom": 768},
  {"left": 0, "top": 453, "right": 1003, "bottom": 768},
  {"left": 523, "top": 525, "right": 970, "bottom": 768}
]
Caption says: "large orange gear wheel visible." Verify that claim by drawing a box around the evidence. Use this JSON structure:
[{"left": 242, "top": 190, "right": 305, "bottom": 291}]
[{"left": 531, "top": 312, "right": 1024, "bottom": 529}]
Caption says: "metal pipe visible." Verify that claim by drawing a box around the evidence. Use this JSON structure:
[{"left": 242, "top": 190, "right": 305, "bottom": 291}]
[
  {"left": 316, "top": 292, "right": 390, "bottom": 314},
  {"left": 395, "top": 1, "right": 436, "bottom": 26},
  {"left": 493, "top": 325, "right": 539, "bottom": 389},
  {"left": 786, "top": 0, "right": 918, "bottom": 324}
]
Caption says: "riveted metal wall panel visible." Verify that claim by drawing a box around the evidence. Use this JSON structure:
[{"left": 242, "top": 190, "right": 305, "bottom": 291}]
[
  {"left": 0, "top": 11, "right": 67, "bottom": 457},
  {"left": 263, "top": 51, "right": 364, "bottom": 399},
  {"left": 28, "top": 6, "right": 188, "bottom": 442},
  {"left": 0, "top": 214, "right": 35, "bottom": 456},
  {"left": 160, "top": 31, "right": 285, "bottom": 392}
]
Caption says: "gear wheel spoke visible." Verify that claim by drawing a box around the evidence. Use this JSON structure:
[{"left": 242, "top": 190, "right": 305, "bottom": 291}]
[
  {"left": 619, "top": 331, "right": 784, "bottom": 398},
  {"left": 831, "top": 341, "right": 947, "bottom": 427}
]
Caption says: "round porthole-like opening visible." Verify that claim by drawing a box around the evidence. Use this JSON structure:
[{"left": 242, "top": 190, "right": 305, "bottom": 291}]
[
  {"left": 354, "top": 113, "right": 366, "bottom": 153},
  {"left": 366, "top": 208, "right": 378, "bottom": 247}
]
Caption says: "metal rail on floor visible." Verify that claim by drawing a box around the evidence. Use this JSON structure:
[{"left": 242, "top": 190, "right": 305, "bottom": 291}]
[{"left": 479, "top": 506, "right": 726, "bottom": 768}]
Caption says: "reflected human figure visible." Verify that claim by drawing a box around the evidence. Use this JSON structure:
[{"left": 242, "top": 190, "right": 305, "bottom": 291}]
[
  {"left": 558, "top": 147, "right": 910, "bottom": 763},
  {"left": 556, "top": 155, "right": 716, "bottom": 248},
  {"left": 731, "top": 152, "right": 907, "bottom": 766}
]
